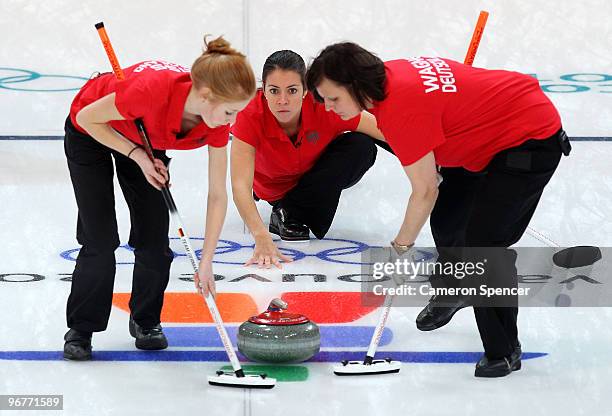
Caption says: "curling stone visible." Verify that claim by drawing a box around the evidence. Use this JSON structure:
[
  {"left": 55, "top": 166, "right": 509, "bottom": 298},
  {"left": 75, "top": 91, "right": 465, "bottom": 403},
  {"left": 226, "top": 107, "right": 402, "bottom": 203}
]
[{"left": 237, "top": 298, "right": 320, "bottom": 363}]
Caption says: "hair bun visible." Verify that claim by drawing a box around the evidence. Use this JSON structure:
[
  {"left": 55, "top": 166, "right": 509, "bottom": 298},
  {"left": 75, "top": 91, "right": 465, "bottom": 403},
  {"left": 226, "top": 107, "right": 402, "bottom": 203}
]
[{"left": 203, "top": 35, "right": 243, "bottom": 57}]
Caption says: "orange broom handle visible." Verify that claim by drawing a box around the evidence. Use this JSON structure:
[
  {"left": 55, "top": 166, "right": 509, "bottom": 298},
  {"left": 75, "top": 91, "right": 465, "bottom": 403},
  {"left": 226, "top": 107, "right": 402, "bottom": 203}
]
[
  {"left": 95, "top": 22, "right": 126, "bottom": 80},
  {"left": 94, "top": 22, "right": 156, "bottom": 162},
  {"left": 464, "top": 11, "right": 489, "bottom": 65}
]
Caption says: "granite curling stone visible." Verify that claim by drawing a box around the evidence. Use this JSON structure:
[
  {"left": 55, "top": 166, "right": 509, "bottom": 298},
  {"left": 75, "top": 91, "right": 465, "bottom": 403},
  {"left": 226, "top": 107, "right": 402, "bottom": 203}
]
[{"left": 237, "top": 298, "right": 320, "bottom": 363}]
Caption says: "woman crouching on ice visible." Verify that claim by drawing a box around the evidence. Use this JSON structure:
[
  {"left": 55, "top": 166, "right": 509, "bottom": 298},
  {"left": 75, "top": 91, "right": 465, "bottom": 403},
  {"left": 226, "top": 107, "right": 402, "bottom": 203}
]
[{"left": 231, "top": 50, "right": 387, "bottom": 268}]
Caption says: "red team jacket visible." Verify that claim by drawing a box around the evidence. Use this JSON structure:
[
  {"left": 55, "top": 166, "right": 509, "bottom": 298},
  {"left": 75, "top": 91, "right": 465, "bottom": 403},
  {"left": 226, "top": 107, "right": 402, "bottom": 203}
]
[
  {"left": 231, "top": 91, "right": 360, "bottom": 201},
  {"left": 370, "top": 58, "right": 561, "bottom": 171},
  {"left": 70, "top": 60, "right": 230, "bottom": 150}
]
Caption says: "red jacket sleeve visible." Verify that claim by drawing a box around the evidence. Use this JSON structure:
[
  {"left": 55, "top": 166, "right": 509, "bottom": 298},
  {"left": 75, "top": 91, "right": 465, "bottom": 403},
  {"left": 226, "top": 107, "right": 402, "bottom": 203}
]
[
  {"left": 206, "top": 125, "right": 231, "bottom": 148},
  {"left": 384, "top": 112, "right": 446, "bottom": 166},
  {"left": 231, "top": 111, "right": 261, "bottom": 148}
]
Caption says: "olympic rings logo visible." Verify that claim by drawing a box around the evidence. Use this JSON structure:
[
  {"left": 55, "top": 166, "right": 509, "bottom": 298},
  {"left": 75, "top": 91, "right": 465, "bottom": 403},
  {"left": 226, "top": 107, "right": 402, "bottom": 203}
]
[
  {"left": 59, "top": 237, "right": 434, "bottom": 266},
  {"left": 0, "top": 68, "right": 88, "bottom": 92}
]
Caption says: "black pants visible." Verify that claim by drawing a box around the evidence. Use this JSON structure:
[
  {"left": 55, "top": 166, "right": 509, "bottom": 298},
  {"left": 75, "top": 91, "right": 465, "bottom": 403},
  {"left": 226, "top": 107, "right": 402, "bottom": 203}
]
[
  {"left": 271, "top": 132, "right": 379, "bottom": 239},
  {"left": 64, "top": 118, "right": 173, "bottom": 332},
  {"left": 430, "top": 130, "right": 568, "bottom": 359}
]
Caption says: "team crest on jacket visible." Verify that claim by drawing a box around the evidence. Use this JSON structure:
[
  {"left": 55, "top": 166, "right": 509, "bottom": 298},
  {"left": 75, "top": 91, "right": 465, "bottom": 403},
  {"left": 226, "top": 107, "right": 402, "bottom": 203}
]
[{"left": 305, "top": 130, "right": 320, "bottom": 144}]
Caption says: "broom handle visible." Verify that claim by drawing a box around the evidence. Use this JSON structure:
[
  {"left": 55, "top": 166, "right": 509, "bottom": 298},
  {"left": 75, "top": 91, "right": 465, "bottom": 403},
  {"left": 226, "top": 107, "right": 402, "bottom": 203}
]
[
  {"left": 364, "top": 293, "right": 395, "bottom": 364},
  {"left": 464, "top": 11, "right": 489, "bottom": 65}
]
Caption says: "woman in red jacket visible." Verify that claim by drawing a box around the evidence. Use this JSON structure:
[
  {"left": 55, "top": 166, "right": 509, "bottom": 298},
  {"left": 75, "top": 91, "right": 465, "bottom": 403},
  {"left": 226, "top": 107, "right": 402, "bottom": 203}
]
[
  {"left": 231, "top": 50, "right": 386, "bottom": 268},
  {"left": 63, "top": 36, "right": 256, "bottom": 360},
  {"left": 307, "top": 42, "right": 570, "bottom": 377}
]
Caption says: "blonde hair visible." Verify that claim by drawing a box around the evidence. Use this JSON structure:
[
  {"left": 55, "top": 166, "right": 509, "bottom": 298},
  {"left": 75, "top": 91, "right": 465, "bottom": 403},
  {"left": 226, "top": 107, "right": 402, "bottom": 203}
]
[{"left": 191, "top": 35, "right": 256, "bottom": 102}]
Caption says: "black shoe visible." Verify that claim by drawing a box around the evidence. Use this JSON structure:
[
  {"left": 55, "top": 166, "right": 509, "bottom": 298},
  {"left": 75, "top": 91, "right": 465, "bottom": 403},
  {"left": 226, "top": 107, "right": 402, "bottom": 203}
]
[
  {"left": 475, "top": 343, "right": 522, "bottom": 378},
  {"left": 510, "top": 342, "right": 522, "bottom": 371},
  {"left": 416, "top": 295, "right": 469, "bottom": 331},
  {"left": 269, "top": 207, "right": 309, "bottom": 242},
  {"left": 129, "top": 316, "right": 168, "bottom": 350},
  {"left": 63, "top": 329, "right": 92, "bottom": 361}
]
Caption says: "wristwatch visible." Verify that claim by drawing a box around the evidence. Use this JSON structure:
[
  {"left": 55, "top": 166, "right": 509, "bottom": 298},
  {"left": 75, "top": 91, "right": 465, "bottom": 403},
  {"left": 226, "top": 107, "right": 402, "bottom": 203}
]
[{"left": 390, "top": 240, "right": 414, "bottom": 255}]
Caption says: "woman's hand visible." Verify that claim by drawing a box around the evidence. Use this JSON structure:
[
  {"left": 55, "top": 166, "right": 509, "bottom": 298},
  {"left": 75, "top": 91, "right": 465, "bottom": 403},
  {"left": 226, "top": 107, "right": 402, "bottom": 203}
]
[
  {"left": 194, "top": 260, "right": 217, "bottom": 298},
  {"left": 246, "top": 235, "right": 293, "bottom": 269},
  {"left": 131, "top": 147, "right": 169, "bottom": 190}
]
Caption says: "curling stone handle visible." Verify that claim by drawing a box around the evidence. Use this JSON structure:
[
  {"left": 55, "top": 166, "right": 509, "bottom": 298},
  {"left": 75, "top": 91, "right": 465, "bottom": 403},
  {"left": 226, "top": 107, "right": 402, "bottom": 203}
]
[{"left": 269, "top": 298, "right": 288, "bottom": 310}]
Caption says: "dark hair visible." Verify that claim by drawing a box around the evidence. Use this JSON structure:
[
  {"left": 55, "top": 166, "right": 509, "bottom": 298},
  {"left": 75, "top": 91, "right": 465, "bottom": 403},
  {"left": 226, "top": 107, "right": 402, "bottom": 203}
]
[
  {"left": 262, "top": 50, "right": 306, "bottom": 88},
  {"left": 306, "top": 42, "right": 386, "bottom": 109}
]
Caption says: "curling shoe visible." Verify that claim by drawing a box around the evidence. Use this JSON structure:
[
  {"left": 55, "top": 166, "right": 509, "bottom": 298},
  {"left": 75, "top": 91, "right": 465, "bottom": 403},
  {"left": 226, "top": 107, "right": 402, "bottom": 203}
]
[
  {"left": 63, "top": 329, "right": 92, "bottom": 361},
  {"left": 475, "top": 343, "right": 522, "bottom": 378},
  {"left": 269, "top": 207, "right": 309, "bottom": 242},
  {"left": 416, "top": 295, "right": 470, "bottom": 331},
  {"left": 129, "top": 315, "right": 168, "bottom": 350}
]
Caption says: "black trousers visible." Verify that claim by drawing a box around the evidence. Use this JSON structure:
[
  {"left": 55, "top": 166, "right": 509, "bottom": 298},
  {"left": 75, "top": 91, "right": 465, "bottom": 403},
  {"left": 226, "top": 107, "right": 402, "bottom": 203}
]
[
  {"left": 430, "top": 130, "right": 568, "bottom": 359},
  {"left": 271, "top": 132, "right": 379, "bottom": 239},
  {"left": 64, "top": 118, "right": 173, "bottom": 332}
]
